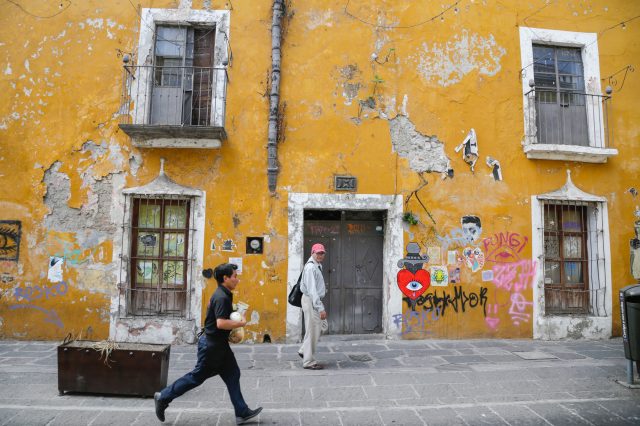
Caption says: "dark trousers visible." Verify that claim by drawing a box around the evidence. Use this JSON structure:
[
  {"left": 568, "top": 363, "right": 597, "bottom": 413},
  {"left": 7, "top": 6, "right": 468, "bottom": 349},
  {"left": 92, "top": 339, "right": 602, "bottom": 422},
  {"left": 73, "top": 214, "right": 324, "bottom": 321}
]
[{"left": 159, "top": 335, "right": 249, "bottom": 417}]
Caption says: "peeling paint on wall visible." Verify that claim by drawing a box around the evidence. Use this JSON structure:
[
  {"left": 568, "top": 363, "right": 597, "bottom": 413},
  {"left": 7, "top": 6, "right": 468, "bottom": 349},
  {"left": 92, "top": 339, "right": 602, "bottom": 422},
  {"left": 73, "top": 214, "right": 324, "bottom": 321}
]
[
  {"left": 412, "top": 30, "right": 506, "bottom": 86},
  {"left": 389, "top": 115, "right": 449, "bottom": 173},
  {"left": 336, "top": 64, "right": 362, "bottom": 106}
]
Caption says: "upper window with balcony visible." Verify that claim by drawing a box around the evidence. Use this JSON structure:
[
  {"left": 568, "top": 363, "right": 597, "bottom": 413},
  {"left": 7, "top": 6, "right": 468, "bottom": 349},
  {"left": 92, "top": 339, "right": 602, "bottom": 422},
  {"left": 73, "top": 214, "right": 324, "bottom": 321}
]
[
  {"left": 119, "top": 9, "right": 230, "bottom": 149},
  {"left": 519, "top": 28, "right": 617, "bottom": 163}
]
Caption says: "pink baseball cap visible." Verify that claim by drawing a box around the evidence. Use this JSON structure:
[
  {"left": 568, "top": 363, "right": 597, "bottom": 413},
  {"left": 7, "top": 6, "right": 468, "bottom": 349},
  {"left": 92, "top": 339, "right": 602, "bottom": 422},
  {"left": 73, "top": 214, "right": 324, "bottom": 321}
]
[{"left": 311, "top": 243, "right": 326, "bottom": 254}]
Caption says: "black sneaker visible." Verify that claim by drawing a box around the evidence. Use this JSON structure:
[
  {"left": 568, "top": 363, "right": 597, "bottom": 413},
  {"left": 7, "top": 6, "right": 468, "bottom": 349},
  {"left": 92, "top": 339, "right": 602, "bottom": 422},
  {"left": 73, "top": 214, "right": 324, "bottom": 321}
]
[
  {"left": 154, "top": 392, "right": 168, "bottom": 422},
  {"left": 236, "top": 406, "right": 263, "bottom": 425}
]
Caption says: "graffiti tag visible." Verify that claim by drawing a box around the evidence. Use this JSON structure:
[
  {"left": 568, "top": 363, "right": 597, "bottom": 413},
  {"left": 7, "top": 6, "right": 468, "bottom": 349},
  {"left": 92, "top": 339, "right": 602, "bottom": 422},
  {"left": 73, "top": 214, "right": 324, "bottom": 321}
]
[
  {"left": 14, "top": 281, "right": 68, "bottom": 303},
  {"left": 482, "top": 231, "right": 528, "bottom": 264},
  {"left": 9, "top": 304, "right": 64, "bottom": 328},
  {"left": 404, "top": 285, "right": 488, "bottom": 317}
]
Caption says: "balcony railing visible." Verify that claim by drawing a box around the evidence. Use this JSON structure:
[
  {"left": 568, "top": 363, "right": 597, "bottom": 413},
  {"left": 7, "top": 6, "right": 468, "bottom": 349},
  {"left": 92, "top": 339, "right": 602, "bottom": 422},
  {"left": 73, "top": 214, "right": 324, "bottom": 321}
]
[
  {"left": 525, "top": 89, "right": 612, "bottom": 149},
  {"left": 118, "top": 65, "right": 228, "bottom": 144}
]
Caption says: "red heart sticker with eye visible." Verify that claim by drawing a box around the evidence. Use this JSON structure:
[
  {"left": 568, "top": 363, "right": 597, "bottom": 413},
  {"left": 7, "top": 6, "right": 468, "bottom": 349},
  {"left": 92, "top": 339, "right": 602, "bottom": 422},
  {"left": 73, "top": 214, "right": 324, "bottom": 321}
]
[{"left": 397, "top": 269, "right": 431, "bottom": 300}]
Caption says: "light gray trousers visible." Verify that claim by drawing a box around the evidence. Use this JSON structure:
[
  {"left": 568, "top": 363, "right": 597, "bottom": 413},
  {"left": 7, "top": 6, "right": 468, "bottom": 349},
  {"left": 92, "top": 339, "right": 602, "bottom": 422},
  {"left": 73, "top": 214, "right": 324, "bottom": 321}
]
[{"left": 299, "top": 294, "right": 321, "bottom": 367}]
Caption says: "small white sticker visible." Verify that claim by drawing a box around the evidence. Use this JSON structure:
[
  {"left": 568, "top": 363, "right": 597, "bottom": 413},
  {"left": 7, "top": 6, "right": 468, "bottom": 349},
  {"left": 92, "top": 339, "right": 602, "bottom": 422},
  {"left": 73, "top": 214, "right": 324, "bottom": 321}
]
[
  {"left": 229, "top": 257, "right": 243, "bottom": 274},
  {"left": 48, "top": 256, "right": 64, "bottom": 283}
]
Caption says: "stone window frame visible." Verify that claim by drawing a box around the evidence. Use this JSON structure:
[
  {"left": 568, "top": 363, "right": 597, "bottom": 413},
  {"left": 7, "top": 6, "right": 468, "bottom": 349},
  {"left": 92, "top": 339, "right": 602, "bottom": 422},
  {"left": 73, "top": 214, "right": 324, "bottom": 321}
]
[
  {"left": 519, "top": 26, "right": 618, "bottom": 163},
  {"left": 531, "top": 172, "right": 612, "bottom": 339},
  {"left": 110, "top": 165, "right": 206, "bottom": 344},
  {"left": 129, "top": 8, "right": 230, "bottom": 131}
]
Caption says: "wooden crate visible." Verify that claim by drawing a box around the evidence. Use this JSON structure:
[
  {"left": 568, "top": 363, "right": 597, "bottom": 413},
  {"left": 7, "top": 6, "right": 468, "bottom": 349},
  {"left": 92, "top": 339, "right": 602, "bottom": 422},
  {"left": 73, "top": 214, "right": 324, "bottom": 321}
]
[{"left": 58, "top": 340, "right": 170, "bottom": 397}]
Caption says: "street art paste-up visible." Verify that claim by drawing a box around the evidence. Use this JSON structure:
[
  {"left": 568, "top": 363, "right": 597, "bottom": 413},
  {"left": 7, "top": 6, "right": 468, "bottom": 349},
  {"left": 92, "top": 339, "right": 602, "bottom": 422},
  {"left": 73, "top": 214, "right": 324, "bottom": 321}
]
[
  {"left": 454, "top": 128, "right": 478, "bottom": 172},
  {"left": 481, "top": 269, "right": 494, "bottom": 282},
  {"left": 427, "top": 246, "right": 441, "bottom": 264},
  {"left": 48, "top": 256, "right": 64, "bottom": 283},
  {"left": 461, "top": 215, "right": 482, "bottom": 243},
  {"left": 447, "top": 250, "right": 457, "bottom": 265},
  {"left": 463, "top": 247, "right": 485, "bottom": 272},
  {"left": 221, "top": 239, "right": 235, "bottom": 251},
  {"left": 430, "top": 265, "right": 449, "bottom": 286},
  {"left": 448, "top": 266, "right": 461, "bottom": 284},
  {"left": 396, "top": 242, "right": 431, "bottom": 304},
  {"left": 486, "top": 156, "right": 503, "bottom": 181},
  {"left": 0, "top": 220, "right": 21, "bottom": 261},
  {"left": 631, "top": 219, "right": 640, "bottom": 279}
]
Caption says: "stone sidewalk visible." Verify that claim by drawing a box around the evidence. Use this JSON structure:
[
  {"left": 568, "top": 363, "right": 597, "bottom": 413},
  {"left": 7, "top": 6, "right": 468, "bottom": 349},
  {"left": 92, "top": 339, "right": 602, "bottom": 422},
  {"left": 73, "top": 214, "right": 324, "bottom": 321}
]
[{"left": 0, "top": 337, "right": 639, "bottom": 425}]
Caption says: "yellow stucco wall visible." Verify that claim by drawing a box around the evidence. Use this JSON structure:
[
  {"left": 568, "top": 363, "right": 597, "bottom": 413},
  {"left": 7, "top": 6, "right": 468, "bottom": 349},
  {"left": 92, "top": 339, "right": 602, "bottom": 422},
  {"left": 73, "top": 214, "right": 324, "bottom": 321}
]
[{"left": 1, "top": 0, "right": 639, "bottom": 342}]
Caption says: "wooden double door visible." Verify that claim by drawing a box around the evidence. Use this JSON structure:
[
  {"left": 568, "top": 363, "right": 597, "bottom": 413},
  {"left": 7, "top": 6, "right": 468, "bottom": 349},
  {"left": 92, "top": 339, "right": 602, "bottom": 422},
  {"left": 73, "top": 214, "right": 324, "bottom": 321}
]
[{"left": 303, "top": 210, "right": 384, "bottom": 335}]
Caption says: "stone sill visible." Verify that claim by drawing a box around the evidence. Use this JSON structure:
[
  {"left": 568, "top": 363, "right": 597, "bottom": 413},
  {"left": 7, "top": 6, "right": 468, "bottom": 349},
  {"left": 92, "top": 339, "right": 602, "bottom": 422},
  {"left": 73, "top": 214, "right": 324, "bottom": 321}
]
[
  {"left": 524, "top": 144, "right": 618, "bottom": 163},
  {"left": 119, "top": 124, "right": 225, "bottom": 149}
]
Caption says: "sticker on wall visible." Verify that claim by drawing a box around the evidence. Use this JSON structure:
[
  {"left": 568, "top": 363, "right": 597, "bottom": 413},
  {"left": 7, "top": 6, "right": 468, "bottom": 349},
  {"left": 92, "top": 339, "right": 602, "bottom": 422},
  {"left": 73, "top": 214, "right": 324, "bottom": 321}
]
[
  {"left": 430, "top": 265, "right": 449, "bottom": 286},
  {"left": 229, "top": 257, "right": 243, "bottom": 274},
  {"left": 427, "top": 246, "right": 441, "bottom": 264},
  {"left": 486, "top": 156, "right": 503, "bottom": 181},
  {"left": 461, "top": 215, "right": 482, "bottom": 243},
  {"left": 246, "top": 237, "right": 264, "bottom": 254},
  {"left": 454, "top": 128, "right": 478, "bottom": 172},
  {"left": 481, "top": 269, "right": 494, "bottom": 282},
  {"left": 447, "top": 250, "right": 458, "bottom": 265},
  {"left": 210, "top": 240, "right": 216, "bottom": 251},
  {"left": 397, "top": 242, "right": 430, "bottom": 302},
  {"left": 448, "top": 266, "right": 461, "bottom": 284},
  {"left": 463, "top": 247, "right": 485, "bottom": 272},
  {"left": 221, "top": 239, "right": 235, "bottom": 252},
  {"left": 48, "top": 256, "right": 64, "bottom": 283}
]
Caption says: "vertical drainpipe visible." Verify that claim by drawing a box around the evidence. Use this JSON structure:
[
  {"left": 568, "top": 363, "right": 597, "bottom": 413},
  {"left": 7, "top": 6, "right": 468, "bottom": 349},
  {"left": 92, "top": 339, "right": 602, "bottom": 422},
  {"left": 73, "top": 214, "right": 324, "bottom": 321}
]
[{"left": 267, "top": 0, "right": 284, "bottom": 193}]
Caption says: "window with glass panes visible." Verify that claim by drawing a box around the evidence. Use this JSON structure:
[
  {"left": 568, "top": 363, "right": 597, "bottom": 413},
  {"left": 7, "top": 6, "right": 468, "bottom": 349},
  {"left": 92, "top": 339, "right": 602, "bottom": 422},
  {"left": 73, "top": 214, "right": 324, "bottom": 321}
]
[
  {"left": 543, "top": 202, "right": 589, "bottom": 314},
  {"left": 130, "top": 197, "right": 190, "bottom": 316},
  {"left": 533, "top": 45, "right": 589, "bottom": 146}
]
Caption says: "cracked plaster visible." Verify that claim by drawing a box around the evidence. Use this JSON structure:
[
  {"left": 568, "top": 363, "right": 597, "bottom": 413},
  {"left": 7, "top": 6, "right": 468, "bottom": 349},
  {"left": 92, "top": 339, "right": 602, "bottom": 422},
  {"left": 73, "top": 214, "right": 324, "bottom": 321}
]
[{"left": 389, "top": 115, "right": 449, "bottom": 173}]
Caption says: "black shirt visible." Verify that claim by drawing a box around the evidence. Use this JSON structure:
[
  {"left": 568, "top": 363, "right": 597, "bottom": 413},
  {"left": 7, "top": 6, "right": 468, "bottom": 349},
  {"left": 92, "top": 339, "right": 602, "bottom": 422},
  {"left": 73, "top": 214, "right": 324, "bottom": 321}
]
[{"left": 203, "top": 284, "right": 233, "bottom": 341}]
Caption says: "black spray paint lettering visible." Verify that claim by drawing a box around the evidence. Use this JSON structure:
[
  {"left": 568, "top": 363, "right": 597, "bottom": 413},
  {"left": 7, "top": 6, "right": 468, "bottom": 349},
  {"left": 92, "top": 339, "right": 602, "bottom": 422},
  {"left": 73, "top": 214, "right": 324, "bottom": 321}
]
[
  {"left": 404, "top": 285, "right": 488, "bottom": 317},
  {"left": 14, "top": 281, "right": 69, "bottom": 302}
]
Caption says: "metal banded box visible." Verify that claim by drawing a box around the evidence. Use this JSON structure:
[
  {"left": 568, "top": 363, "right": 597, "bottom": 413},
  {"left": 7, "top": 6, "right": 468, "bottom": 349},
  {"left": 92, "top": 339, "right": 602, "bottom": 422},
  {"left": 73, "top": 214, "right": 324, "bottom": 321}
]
[{"left": 58, "top": 340, "right": 170, "bottom": 397}]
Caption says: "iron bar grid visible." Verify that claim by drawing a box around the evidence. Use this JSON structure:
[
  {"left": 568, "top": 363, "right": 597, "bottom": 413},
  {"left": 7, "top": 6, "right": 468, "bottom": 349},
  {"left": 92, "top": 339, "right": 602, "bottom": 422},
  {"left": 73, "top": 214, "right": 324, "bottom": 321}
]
[
  {"left": 119, "top": 65, "right": 228, "bottom": 128},
  {"left": 525, "top": 89, "right": 612, "bottom": 148}
]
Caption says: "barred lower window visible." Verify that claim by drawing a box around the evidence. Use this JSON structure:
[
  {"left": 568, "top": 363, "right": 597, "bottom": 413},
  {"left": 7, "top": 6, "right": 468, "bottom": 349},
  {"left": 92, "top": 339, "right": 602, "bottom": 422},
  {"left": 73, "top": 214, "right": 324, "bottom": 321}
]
[
  {"left": 126, "top": 196, "right": 193, "bottom": 317},
  {"left": 542, "top": 200, "right": 607, "bottom": 316}
]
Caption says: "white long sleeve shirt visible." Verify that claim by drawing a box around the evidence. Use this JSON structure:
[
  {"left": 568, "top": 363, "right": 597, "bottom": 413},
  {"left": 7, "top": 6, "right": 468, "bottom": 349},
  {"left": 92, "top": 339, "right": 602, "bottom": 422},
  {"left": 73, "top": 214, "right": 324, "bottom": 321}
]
[{"left": 300, "top": 256, "right": 326, "bottom": 312}]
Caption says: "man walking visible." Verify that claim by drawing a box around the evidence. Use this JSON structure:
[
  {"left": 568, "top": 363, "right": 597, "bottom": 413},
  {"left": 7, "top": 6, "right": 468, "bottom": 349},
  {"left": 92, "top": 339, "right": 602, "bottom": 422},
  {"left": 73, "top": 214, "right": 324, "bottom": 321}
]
[
  {"left": 154, "top": 263, "right": 262, "bottom": 424},
  {"left": 298, "top": 243, "right": 327, "bottom": 370}
]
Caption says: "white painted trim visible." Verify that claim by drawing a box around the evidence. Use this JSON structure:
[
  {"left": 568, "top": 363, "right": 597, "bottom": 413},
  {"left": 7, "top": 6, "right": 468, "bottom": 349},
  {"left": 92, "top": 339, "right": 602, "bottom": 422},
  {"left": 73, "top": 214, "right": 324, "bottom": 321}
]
[
  {"left": 531, "top": 191, "right": 612, "bottom": 340},
  {"left": 519, "top": 27, "right": 610, "bottom": 154},
  {"left": 286, "top": 193, "right": 404, "bottom": 343},
  {"left": 132, "top": 138, "right": 222, "bottom": 149},
  {"left": 524, "top": 144, "right": 618, "bottom": 163}
]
